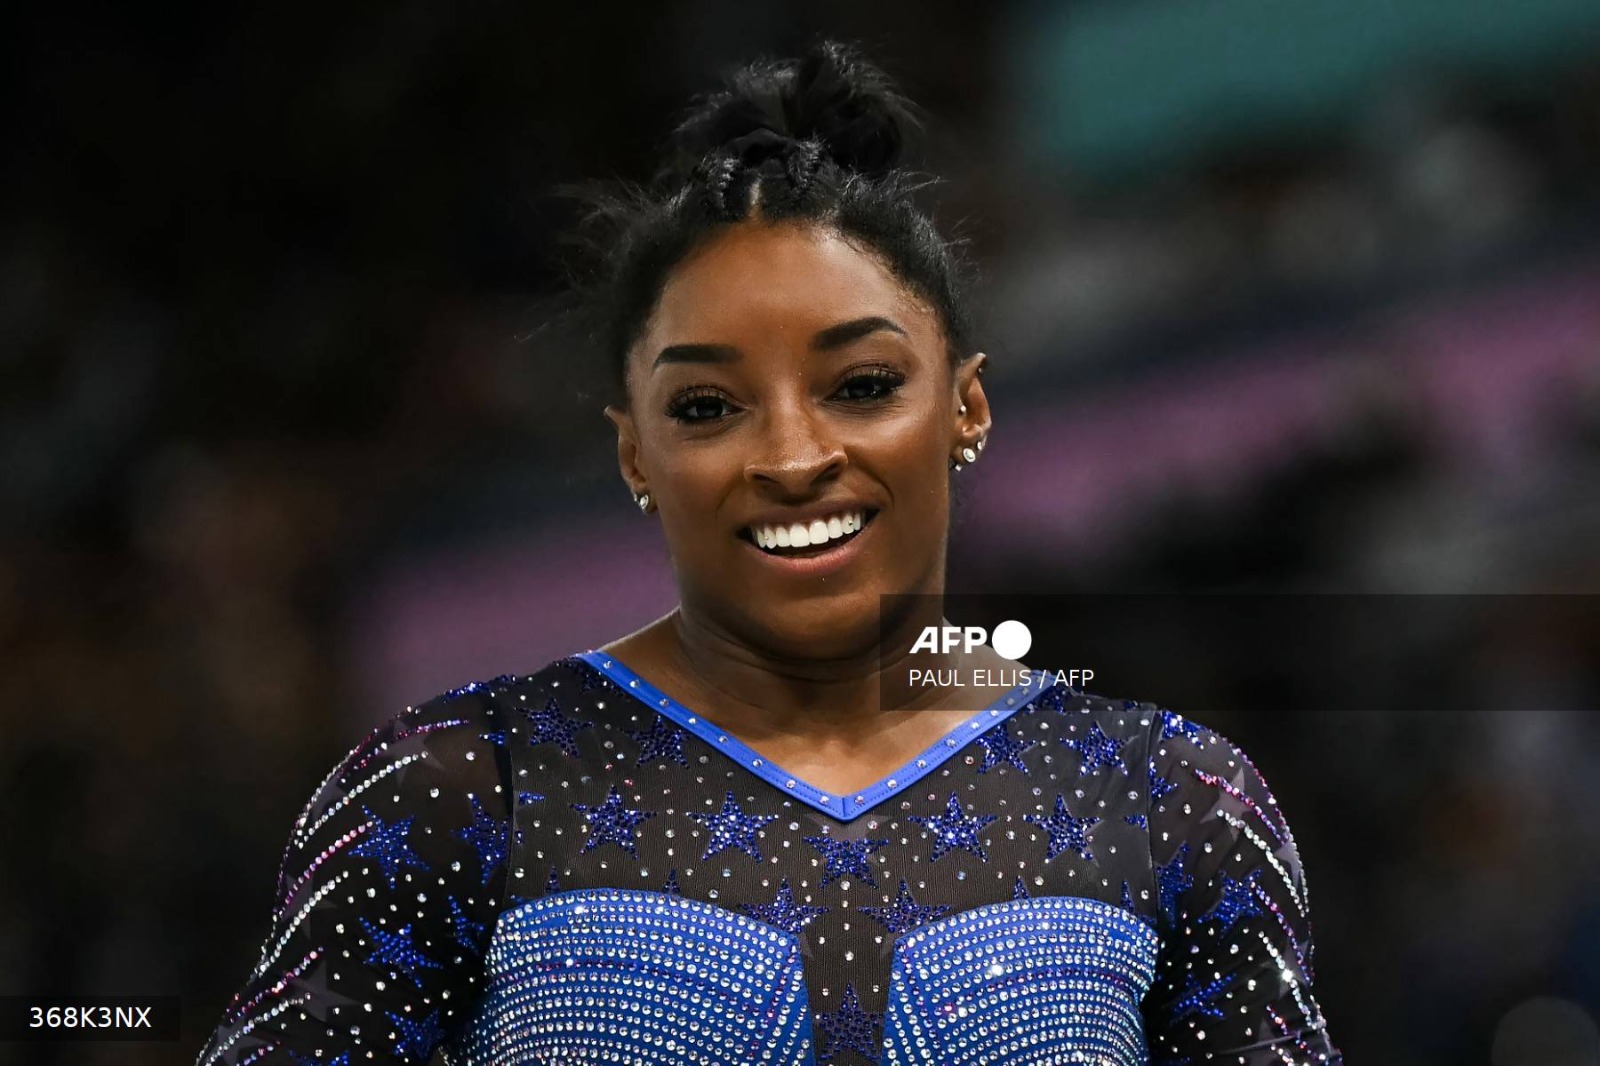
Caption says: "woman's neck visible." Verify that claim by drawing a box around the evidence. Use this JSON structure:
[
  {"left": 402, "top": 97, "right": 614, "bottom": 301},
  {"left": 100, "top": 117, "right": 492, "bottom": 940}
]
[{"left": 601, "top": 606, "right": 1021, "bottom": 746}]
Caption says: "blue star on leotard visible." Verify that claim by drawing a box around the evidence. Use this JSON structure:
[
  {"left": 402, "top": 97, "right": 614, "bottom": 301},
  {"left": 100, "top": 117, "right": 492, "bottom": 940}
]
[
  {"left": 1036, "top": 684, "right": 1070, "bottom": 714},
  {"left": 689, "top": 790, "right": 779, "bottom": 861},
  {"left": 571, "top": 785, "right": 656, "bottom": 857},
  {"left": 1148, "top": 759, "right": 1179, "bottom": 801},
  {"left": 862, "top": 878, "right": 950, "bottom": 934},
  {"left": 1062, "top": 720, "right": 1128, "bottom": 776},
  {"left": 817, "top": 982, "right": 882, "bottom": 1063},
  {"left": 522, "top": 697, "right": 594, "bottom": 757},
  {"left": 1172, "top": 968, "right": 1231, "bottom": 1020},
  {"left": 1159, "top": 708, "right": 1205, "bottom": 744},
  {"left": 1024, "top": 794, "right": 1100, "bottom": 862},
  {"left": 974, "top": 720, "right": 1035, "bottom": 773},
  {"left": 1012, "top": 875, "right": 1032, "bottom": 900},
  {"left": 1156, "top": 842, "right": 1194, "bottom": 927},
  {"left": 349, "top": 807, "right": 428, "bottom": 888},
  {"left": 359, "top": 918, "right": 442, "bottom": 987},
  {"left": 804, "top": 833, "right": 890, "bottom": 887},
  {"left": 742, "top": 877, "right": 827, "bottom": 933},
  {"left": 387, "top": 1007, "right": 444, "bottom": 1060},
  {"left": 446, "top": 895, "right": 486, "bottom": 950},
  {"left": 627, "top": 715, "right": 688, "bottom": 766},
  {"left": 1203, "top": 868, "right": 1265, "bottom": 936},
  {"left": 909, "top": 793, "right": 997, "bottom": 863},
  {"left": 570, "top": 659, "right": 617, "bottom": 693},
  {"left": 453, "top": 794, "right": 508, "bottom": 886},
  {"left": 1120, "top": 879, "right": 1158, "bottom": 930},
  {"left": 662, "top": 868, "right": 680, "bottom": 896}
]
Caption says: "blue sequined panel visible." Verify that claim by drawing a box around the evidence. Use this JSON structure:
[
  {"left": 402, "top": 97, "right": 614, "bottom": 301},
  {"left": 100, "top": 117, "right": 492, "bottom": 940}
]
[
  {"left": 882, "top": 895, "right": 1159, "bottom": 1065},
  {"left": 458, "top": 888, "right": 815, "bottom": 1065}
]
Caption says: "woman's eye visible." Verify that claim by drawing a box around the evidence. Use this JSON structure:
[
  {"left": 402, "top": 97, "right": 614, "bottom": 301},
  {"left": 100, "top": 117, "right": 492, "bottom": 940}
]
[
  {"left": 666, "top": 392, "right": 736, "bottom": 423},
  {"left": 835, "top": 371, "right": 904, "bottom": 402}
]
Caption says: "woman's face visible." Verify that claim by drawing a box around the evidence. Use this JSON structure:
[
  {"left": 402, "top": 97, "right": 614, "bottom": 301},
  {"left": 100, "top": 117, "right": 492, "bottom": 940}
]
[{"left": 607, "top": 220, "right": 989, "bottom": 661}]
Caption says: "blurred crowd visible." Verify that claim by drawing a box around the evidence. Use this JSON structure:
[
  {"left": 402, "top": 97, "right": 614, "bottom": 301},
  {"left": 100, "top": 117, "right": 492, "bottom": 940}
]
[{"left": 3, "top": 3, "right": 1599, "bottom": 1064}]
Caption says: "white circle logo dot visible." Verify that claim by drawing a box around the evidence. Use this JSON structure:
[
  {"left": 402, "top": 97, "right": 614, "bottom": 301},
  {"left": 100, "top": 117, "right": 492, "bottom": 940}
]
[{"left": 991, "top": 620, "right": 1032, "bottom": 660}]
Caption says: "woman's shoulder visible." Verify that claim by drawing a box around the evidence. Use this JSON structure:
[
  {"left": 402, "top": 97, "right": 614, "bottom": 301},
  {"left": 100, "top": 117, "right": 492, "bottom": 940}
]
[
  {"left": 1047, "top": 682, "right": 1311, "bottom": 886},
  {"left": 200, "top": 662, "right": 614, "bottom": 1063},
  {"left": 290, "top": 656, "right": 607, "bottom": 834},
  {"left": 411, "top": 653, "right": 609, "bottom": 713}
]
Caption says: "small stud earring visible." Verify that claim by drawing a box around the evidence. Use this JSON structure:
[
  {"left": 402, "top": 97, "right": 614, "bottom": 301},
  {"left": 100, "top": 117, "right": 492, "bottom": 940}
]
[
  {"left": 961, "top": 446, "right": 978, "bottom": 464},
  {"left": 636, "top": 492, "right": 651, "bottom": 513},
  {"left": 958, "top": 404, "right": 967, "bottom": 415}
]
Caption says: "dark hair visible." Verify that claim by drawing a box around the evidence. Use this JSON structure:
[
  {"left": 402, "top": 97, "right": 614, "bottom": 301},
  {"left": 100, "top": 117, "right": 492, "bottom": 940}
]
[{"left": 560, "top": 39, "right": 976, "bottom": 403}]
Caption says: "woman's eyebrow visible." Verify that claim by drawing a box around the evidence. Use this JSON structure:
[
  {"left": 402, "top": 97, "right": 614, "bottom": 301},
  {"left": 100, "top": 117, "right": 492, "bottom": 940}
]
[
  {"left": 652, "top": 316, "right": 907, "bottom": 370},
  {"left": 812, "top": 315, "right": 907, "bottom": 351},
  {"left": 653, "top": 342, "right": 739, "bottom": 369}
]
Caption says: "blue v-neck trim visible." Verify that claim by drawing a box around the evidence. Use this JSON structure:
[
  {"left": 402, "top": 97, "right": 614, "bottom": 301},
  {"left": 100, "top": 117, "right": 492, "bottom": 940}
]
[{"left": 576, "top": 650, "right": 1054, "bottom": 822}]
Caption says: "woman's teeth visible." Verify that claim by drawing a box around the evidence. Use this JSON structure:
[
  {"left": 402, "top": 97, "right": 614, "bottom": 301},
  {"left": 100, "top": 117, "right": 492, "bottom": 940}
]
[{"left": 750, "top": 510, "right": 868, "bottom": 552}]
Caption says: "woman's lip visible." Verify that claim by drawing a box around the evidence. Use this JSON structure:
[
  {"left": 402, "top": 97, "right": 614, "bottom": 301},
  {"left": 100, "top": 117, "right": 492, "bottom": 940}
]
[{"left": 739, "top": 512, "right": 876, "bottom": 578}]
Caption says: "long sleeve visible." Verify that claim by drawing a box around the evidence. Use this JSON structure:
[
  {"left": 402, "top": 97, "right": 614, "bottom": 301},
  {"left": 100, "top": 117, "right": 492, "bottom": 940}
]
[
  {"left": 195, "top": 683, "right": 515, "bottom": 1066},
  {"left": 1142, "top": 709, "right": 1342, "bottom": 1065}
]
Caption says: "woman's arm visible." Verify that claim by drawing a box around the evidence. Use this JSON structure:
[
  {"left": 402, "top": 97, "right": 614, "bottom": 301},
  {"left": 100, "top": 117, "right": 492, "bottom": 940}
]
[
  {"left": 194, "top": 686, "right": 514, "bottom": 1065},
  {"left": 1142, "top": 709, "right": 1343, "bottom": 1065}
]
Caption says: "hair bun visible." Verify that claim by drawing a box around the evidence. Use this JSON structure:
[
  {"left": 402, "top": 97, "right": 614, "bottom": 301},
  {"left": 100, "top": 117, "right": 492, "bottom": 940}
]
[{"left": 661, "top": 40, "right": 920, "bottom": 186}]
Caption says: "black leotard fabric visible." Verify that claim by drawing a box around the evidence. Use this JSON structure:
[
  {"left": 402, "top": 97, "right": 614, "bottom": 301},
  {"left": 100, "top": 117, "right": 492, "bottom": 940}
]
[{"left": 196, "top": 653, "right": 1341, "bottom": 1065}]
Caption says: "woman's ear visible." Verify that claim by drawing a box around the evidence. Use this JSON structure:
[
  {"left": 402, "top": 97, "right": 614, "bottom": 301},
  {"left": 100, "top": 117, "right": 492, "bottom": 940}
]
[
  {"left": 604, "top": 404, "right": 648, "bottom": 499},
  {"left": 954, "top": 352, "right": 993, "bottom": 447}
]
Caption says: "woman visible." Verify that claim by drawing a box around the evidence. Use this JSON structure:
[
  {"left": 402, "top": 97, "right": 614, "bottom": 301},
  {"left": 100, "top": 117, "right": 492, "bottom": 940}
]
[{"left": 198, "top": 41, "right": 1341, "bottom": 1066}]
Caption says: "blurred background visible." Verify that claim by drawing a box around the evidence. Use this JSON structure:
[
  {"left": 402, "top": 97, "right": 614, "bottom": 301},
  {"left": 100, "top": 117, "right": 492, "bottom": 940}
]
[{"left": 4, "top": 0, "right": 1600, "bottom": 1063}]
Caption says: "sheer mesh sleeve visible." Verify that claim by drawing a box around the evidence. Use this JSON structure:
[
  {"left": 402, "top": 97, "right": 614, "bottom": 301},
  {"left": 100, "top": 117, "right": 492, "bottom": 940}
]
[
  {"left": 195, "top": 683, "right": 515, "bottom": 1066},
  {"left": 1142, "top": 709, "right": 1343, "bottom": 1065}
]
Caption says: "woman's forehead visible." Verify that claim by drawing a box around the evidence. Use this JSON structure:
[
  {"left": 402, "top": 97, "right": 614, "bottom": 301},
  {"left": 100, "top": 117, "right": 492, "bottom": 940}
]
[{"left": 643, "top": 222, "right": 939, "bottom": 346}]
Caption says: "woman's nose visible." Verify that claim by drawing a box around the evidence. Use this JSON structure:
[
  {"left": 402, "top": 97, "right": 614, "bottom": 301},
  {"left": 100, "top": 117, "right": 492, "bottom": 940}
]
[{"left": 743, "top": 402, "right": 846, "bottom": 493}]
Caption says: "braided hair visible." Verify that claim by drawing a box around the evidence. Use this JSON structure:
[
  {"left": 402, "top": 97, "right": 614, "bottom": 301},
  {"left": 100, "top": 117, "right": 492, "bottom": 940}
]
[{"left": 561, "top": 39, "right": 976, "bottom": 403}]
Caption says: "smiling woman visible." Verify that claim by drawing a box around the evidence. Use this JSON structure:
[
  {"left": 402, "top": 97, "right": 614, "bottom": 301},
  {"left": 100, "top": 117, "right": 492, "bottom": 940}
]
[
  {"left": 606, "top": 220, "right": 980, "bottom": 663},
  {"left": 197, "top": 40, "right": 1343, "bottom": 1066}
]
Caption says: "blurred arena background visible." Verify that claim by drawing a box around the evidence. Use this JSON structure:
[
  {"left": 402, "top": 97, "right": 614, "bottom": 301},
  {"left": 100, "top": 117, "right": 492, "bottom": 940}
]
[{"left": 4, "top": 1, "right": 1600, "bottom": 1063}]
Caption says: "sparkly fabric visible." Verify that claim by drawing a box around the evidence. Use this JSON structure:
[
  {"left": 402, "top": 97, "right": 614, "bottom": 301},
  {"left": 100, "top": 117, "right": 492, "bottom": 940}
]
[
  {"left": 881, "top": 896, "right": 1158, "bottom": 1064},
  {"left": 460, "top": 889, "right": 814, "bottom": 1063},
  {"left": 197, "top": 654, "right": 1342, "bottom": 1065}
]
